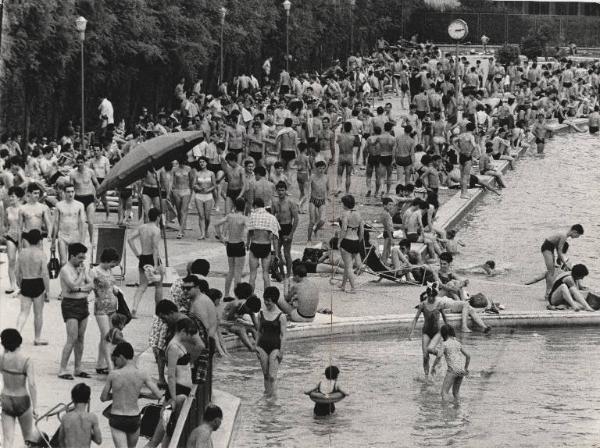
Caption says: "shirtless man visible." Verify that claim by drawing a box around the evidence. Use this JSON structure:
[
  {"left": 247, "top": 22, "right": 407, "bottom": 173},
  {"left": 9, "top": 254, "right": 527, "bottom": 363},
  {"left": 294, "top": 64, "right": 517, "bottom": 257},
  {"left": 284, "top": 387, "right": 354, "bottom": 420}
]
[
  {"left": 278, "top": 262, "right": 319, "bottom": 322},
  {"left": 225, "top": 116, "right": 246, "bottom": 164},
  {"left": 541, "top": 224, "right": 583, "bottom": 298},
  {"left": 58, "top": 383, "right": 102, "bottom": 448},
  {"left": 58, "top": 242, "right": 94, "bottom": 380},
  {"left": 588, "top": 105, "right": 600, "bottom": 134},
  {"left": 252, "top": 166, "right": 275, "bottom": 211},
  {"left": 531, "top": 113, "right": 550, "bottom": 154},
  {"left": 90, "top": 147, "right": 111, "bottom": 220},
  {"left": 100, "top": 342, "right": 162, "bottom": 448},
  {"left": 394, "top": 124, "right": 415, "bottom": 186},
  {"left": 247, "top": 198, "right": 280, "bottom": 291},
  {"left": 378, "top": 122, "right": 396, "bottom": 195},
  {"left": 18, "top": 183, "right": 52, "bottom": 248},
  {"left": 221, "top": 152, "right": 246, "bottom": 215},
  {"left": 70, "top": 154, "right": 100, "bottom": 245},
  {"left": 186, "top": 405, "right": 223, "bottom": 448},
  {"left": 308, "top": 161, "right": 329, "bottom": 242},
  {"left": 456, "top": 122, "right": 477, "bottom": 199},
  {"left": 365, "top": 127, "right": 381, "bottom": 197},
  {"left": 317, "top": 116, "right": 335, "bottom": 166},
  {"left": 272, "top": 181, "right": 299, "bottom": 283},
  {"left": 275, "top": 117, "right": 298, "bottom": 172},
  {"left": 336, "top": 121, "right": 355, "bottom": 195},
  {"left": 127, "top": 208, "right": 163, "bottom": 317},
  {"left": 52, "top": 184, "right": 85, "bottom": 266}
]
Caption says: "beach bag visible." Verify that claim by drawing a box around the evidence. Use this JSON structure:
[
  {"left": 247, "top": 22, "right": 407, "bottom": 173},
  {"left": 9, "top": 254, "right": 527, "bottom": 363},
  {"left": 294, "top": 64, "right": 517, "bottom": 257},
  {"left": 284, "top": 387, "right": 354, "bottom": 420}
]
[
  {"left": 139, "top": 403, "right": 163, "bottom": 439},
  {"left": 192, "top": 348, "right": 211, "bottom": 384},
  {"left": 586, "top": 292, "right": 600, "bottom": 310},
  {"left": 115, "top": 290, "right": 133, "bottom": 325},
  {"left": 48, "top": 250, "right": 60, "bottom": 279}
]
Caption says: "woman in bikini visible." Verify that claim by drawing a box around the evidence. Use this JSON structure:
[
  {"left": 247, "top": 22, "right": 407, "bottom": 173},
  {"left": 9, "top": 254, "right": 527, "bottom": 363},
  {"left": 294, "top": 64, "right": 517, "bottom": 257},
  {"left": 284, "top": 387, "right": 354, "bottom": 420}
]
[
  {"left": 171, "top": 159, "right": 193, "bottom": 239},
  {"left": 408, "top": 284, "right": 448, "bottom": 380},
  {"left": 193, "top": 157, "right": 216, "bottom": 240},
  {"left": 255, "top": 287, "right": 287, "bottom": 397},
  {"left": 4, "top": 186, "right": 24, "bottom": 295},
  {"left": 0, "top": 329, "right": 38, "bottom": 448},
  {"left": 547, "top": 264, "right": 594, "bottom": 312},
  {"left": 339, "top": 195, "right": 364, "bottom": 294}
]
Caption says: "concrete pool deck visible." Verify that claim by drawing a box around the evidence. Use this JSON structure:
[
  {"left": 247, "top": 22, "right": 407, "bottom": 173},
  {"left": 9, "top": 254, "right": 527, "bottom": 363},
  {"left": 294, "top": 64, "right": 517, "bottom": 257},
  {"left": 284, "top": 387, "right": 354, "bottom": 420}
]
[{"left": 1, "top": 98, "right": 597, "bottom": 447}]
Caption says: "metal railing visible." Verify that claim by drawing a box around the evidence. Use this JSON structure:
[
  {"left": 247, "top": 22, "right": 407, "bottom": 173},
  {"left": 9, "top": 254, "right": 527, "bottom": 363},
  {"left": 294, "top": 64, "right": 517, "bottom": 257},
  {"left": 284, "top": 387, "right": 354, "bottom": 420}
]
[
  {"left": 168, "top": 355, "right": 213, "bottom": 448},
  {"left": 407, "top": 12, "right": 600, "bottom": 47}
]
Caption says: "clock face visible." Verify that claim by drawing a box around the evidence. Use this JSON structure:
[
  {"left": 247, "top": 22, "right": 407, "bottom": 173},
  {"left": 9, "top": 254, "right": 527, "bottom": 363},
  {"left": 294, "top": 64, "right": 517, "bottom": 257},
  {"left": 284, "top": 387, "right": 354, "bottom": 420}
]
[{"left": 448, "top": 19, "right": 468, "bottom": 40}]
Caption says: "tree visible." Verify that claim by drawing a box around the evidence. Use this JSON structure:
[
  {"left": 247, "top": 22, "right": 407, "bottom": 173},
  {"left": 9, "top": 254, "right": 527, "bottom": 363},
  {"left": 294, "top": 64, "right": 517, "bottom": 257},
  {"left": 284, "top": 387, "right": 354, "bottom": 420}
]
[{"left": 495, "top": 44, "right": 520, "bottom": 66}]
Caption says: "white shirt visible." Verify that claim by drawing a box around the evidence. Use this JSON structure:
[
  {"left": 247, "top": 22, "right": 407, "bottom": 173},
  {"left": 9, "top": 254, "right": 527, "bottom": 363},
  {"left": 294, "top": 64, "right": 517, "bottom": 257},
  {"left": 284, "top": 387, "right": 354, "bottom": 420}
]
[{"left": 99, "top": 98, "right": 114, "bottom": 126}]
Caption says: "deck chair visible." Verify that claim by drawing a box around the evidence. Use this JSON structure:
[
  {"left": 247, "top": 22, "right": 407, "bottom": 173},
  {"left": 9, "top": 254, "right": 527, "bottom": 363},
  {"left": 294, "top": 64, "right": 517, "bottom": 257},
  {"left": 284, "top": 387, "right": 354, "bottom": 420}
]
[
  {"left": 95, "top": 225, "right": 127, "bottom": 283},
  {"left": 357, "top": 243, "right": 417, "bottom": 285}
]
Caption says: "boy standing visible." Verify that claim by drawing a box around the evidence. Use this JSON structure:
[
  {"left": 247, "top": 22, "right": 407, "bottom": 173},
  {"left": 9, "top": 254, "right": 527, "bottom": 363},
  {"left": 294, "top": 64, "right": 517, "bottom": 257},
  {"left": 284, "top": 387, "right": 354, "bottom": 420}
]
[{"left": 308, "top": 161, "right": 329, "bottom": 242}]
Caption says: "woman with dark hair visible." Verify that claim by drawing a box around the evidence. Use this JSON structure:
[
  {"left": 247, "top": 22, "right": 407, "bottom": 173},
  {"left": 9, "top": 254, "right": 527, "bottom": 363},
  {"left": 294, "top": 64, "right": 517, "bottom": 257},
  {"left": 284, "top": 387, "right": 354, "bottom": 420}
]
[
  {"left": 171, "top": 159, "right": 193, "bottom": 239},
  {"left": 338, "top": 195, "right": 364, "bottom": 294},
  {"left": 90, "top": 247, "right": 121, "bottom": 374},
  {"left": 193, "top": 156, "right": 216, "bottom": 239},
  {"left": 0, "top": 329, "right": 37, "bottom": 448},
  {"left": 408, "top": 283, "right": 448, "bottom": 380}
]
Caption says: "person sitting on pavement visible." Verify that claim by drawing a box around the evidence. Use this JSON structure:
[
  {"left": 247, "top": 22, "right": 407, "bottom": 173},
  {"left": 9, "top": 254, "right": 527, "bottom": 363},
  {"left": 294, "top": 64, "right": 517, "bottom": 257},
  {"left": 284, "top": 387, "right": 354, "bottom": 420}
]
[
  {"left": 546, "top": 264, "right": 595, "bottom": 312},
  {"left": 278, "top": 262, "right": 319, "bottom": 322}
]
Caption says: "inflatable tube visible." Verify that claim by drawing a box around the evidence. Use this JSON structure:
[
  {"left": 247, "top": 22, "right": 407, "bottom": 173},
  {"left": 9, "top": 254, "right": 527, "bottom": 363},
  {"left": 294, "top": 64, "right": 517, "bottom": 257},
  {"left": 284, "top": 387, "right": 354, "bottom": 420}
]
[{"left": 307, "top": 390, "right": 346, "bottom": 404}]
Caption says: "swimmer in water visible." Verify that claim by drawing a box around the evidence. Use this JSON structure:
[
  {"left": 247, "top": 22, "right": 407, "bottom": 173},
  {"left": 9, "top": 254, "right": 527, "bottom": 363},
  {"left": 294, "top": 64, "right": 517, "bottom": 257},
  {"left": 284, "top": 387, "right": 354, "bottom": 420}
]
[
  {"left": 429, "top": 324, "right": 470, "bottom": 401},
  {"left": 305, "top": 365, "right": 348, "bottom": 417},
  {"left": 456, "top": 260, "right": 498, "bottom": 276},
  {"left": 408, "top": 284, "right": 448, "bottom": 380}
]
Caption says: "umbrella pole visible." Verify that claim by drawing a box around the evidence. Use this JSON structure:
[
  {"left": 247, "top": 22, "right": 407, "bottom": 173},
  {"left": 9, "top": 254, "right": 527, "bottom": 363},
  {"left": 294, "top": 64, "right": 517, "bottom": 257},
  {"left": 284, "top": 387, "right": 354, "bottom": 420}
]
[{"left": 154, "top": 171, "right": 170, "bottom": 267}]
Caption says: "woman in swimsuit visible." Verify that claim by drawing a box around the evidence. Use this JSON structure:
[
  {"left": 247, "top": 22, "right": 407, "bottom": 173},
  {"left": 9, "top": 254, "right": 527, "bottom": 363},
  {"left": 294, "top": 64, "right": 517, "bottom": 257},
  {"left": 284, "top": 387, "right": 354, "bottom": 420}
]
[
  {"left": 171, "top": 159, "right": 193, "bottom": 239},
  {"left": 4, "top": 186, "right": 24, "bottom": 294},
  {"left": 193, "top": 157, "right": 216, "bottom": 240},
  {"left": 0, "top": 329, "right": 37, "bottom": 448},
  {"left": 90, "top": 248, "right": 120, "bottom": 374},
  {"left": 255, "top": 287, "right": 287, "bottom": 398},
  {"left": 151, "top": 317, "right": 199, "bottom": 446},
  {"left": 408, "top": 284, "right": 448, "bottom": 379},
  {"left": 339, "top": 195, "right": 364, "bottom": 294},
  {"left": 214, "top": 198, "right": 248, "bottom": 297},
  {"left": 547, "top": 264, "right": 594, "bottom": 312}
]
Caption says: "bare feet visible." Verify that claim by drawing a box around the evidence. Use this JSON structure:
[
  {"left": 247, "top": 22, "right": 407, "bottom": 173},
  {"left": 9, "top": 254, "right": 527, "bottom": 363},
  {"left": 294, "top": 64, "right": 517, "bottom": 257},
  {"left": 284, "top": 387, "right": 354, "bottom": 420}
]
[{"left": 461, "top": 327, "right": 472, "bottom": 333}]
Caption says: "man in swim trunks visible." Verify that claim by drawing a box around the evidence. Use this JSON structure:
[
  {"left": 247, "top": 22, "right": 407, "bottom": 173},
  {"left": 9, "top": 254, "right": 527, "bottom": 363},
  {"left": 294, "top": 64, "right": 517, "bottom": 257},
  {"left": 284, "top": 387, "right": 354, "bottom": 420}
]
[
  {"left": 308, "top": 161, "right": 329, "bottom": 242},
  {"left": 224, "top": 116, "right": 246, "bottom": 164},
  {"left": 90, "top": 146, "right": 111, "bottom": 220},
  {"left": 127, "top": 208, "right": 163, "bottom": 318},
  {"left": 70, "top": 154, "right": 100, "bottom": 245},
  {"left": 336, "top": 121, "right": 355, "bottom": 195},
  {"left": 58, "top": 383, "right": 102, "bottom": 448},
  {"left": 18, "top": 183, "right": 52, "bottom": 247},
  {"left": 278, "top": 262, "right": 319, "bottom": 322},
  {"left": 275, "top": 117, "right": 298, "bottom": 173},
  {"left": 394, "top": 124, "right": 415, "bottom": 186},
  {"left": 100, "top": 342, "right": 162, "bottom": 448},
  {"left": 52, "top": 184, "right": 86, "bottom": 267},
  {"left": 272, "top": 181, "right": 299, "bottom": 284},
  {"left": 247, "top": 198, "right": 280, "bottom": 291},
  {"left": 456, "top": 122, "right": 477, "bottom": 199},
  {"left": 377, "top": 122, "right": 397, "bottom": 196},
  {"left": 531, "top": 113, "right": 550, "bottom": 154},
  {"left": 220, "top": 151, "right": 246, "bottom": 215},
  {"left": 58, "top": 242, "right": 94, "bottom": 380},
  {"left": 541, "top": 224, "right": 583, "bottom": 298}
]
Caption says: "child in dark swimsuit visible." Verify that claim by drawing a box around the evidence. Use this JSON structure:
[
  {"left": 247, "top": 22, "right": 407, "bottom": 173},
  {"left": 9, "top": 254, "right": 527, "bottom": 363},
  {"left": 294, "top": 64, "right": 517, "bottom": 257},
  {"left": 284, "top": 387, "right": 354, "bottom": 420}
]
[
  {"left": 408, "top": 284, "right": 448, "bottom": 380},
  {"left": 306, "top": 365, "right": 349, "bottom": 417},
  {"left": 255, "top": 287, "right": 287, "bottom": 397}
]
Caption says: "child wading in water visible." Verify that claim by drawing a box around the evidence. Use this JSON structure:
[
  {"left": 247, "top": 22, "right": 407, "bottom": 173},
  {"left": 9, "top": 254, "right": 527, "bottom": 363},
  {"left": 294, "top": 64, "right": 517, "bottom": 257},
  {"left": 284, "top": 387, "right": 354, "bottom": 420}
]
[
  {"left": 305, "top": 365, "right": 348, "bottom": 416},
  {"left": 429, "top": 324, "right": 470, "bottom": 401}
]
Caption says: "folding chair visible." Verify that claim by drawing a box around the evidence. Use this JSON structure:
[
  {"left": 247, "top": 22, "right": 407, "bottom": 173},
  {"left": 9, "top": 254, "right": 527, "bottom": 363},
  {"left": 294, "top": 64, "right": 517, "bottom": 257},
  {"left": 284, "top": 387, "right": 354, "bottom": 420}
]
[{"left": 95, "top": 225, "right": 127, "bottom": 283}]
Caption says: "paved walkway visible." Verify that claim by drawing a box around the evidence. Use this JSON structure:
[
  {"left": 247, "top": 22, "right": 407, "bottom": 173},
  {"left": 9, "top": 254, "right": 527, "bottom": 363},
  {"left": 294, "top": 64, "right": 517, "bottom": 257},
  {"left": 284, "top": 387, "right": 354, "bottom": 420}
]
[{"left": 0, "top": 94, "right": 581, "bottom": 446}]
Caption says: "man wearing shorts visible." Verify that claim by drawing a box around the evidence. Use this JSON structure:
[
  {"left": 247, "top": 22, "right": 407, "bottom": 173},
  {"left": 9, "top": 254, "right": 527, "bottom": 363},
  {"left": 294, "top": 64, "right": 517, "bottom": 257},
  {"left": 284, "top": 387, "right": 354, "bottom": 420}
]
[
  {"left": 70, "top": 154, "right": 100, "bottom": 245},
  {"left": 90, "top": 146, "right": 111, "bottom": 220},
  {"left": 394, "top": 124, "right": 415, "bottom": 186},
  {"left": 101, "top": 342, "right": 162, "bottom": 448},
  {"left": 308, "top": 161, "right": 329, "bottom": 242},
  {"left": 127, "top": 208, "right": 163, "bottom": 318},
  {"left": 275, "top": 117, "right": 298, "bottom": 171},
  {"left": 336, "top": 121, "right": 355, "bottom": 195},
  {"left": 378, "top": 122, "right": 396, "bottom": 195},
  {"left": 58, "top": 242, "right": 94, "bottom": 380},
  {"left": 52, "top": 184, "right": 85, "bottom": 267},
  {"left": 18, "top": 183, "right": 52, "bottom": 247},
  {"left": 220, "top": 151, "right": 246, "bottom": 215},
  {"left": 272, "top": 181, "right": 299, "bottom": 283},
  {"left": 247, "top": 198, "right": 280, "bottom": 291},
  {"left": 531, "top": 113, "right": 550, "bottom": 154}
]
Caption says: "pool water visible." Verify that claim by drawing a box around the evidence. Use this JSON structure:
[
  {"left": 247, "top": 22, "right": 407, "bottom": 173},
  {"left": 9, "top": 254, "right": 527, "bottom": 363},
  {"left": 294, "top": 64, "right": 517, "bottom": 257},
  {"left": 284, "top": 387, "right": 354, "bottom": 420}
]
[
  {"left": 457, "top": 133, "right": 600, "bottom": 286},
  {"left": 215, "top": 327, "right": 600, "bottom": 447}
]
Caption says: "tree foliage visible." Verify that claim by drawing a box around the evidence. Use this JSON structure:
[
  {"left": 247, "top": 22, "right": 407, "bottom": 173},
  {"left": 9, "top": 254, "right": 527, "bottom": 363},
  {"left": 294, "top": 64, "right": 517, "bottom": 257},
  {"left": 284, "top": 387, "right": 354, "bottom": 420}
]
[
  {"left": 1, "top": 0, "right": 425, "bottom": 138},
  {"left": 495, "top": 44, "right": 520, "bottom": 65}
]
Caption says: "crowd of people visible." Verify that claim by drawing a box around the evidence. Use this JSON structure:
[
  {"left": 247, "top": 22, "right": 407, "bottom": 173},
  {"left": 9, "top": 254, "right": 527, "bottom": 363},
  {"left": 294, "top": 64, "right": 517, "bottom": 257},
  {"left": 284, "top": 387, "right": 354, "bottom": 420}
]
[{"left": 2, "top": 36, "right": 600, "bottom": 446}]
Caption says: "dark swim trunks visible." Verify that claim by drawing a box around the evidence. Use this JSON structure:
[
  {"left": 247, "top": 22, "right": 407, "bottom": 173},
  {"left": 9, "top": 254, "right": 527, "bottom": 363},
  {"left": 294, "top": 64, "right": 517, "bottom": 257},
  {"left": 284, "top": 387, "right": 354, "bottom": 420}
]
[
  {"left": 142, "top": 186, "right": 159, "bottom": 199},
  {"left": 541, "top": 239, "right": 555, "bottom": 253},
  {"left": 20, "top": 278, "right": 45, "bottom": 299},
  {"left": 340, "top": 238, "right": 360, "bottom": 254},
  {"left": 459, "top": 153, "right": 472, "bottom": 166},
  {"left": 250, "top": 243, "right": 271, "bottom": 259},
  {"left": 535, "top": 137, "right": 545, "bottom": 144},
  {"left": 138, "top": 254, "right": 155, "bottom": 270},
  {"left": 590, "top": 126, "right": 599, "bottom": 134},
  {"left": 61, "top": 298, "right": 89, "bottom": 322},
  {"left": 74, "top": 194, "right": 95, "bottom": 209},
  {"left": 279, "top": 223, "right": 293, "bottom": 241},
  {"left": 226, "top": 188, "right": 241, "bottom": 202},
  {"left": 109, "top": 414, "right": 141, "bottom": 434},
  {"left": 226, "top": 241, "right": 246, "bottom": 258}
]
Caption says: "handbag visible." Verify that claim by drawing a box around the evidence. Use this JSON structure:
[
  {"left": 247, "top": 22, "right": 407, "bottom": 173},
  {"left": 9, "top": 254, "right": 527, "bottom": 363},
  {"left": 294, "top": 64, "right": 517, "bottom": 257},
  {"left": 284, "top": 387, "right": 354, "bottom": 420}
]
[
  {"left": 192, "top": 348, "right": 211, "bottom": 384},
  {"left": 115, "top": 290, "right": 133, "bottom": 325},
  {"left": 48, "top": 250, "right": 60, "bottom": 279},
  {"left": 139, "top": 403, "right": 163, "bottom": 439}
]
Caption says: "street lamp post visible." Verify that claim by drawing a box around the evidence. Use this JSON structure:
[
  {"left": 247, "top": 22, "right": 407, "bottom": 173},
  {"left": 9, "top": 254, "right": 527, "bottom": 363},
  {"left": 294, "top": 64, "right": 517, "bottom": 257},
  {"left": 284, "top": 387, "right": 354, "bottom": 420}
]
[
  {"left": 350, "top": 0, "right": 356, "bottom": 55},
  {"left": 283, "top": 0, "right": 291, "bottom": 72},
  {"left": 75, "top": 16, "right": 87, "bottom": 153},
  {"left": 219, "top": 7, "right": 227, "bottom": 86}
]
